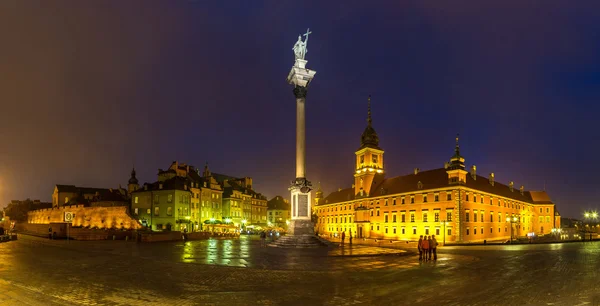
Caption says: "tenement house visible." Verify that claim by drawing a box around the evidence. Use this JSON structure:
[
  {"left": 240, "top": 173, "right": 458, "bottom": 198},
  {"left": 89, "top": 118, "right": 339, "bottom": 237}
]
[{"left": 315, "top": 98, "right": 559, "bottom": 243}]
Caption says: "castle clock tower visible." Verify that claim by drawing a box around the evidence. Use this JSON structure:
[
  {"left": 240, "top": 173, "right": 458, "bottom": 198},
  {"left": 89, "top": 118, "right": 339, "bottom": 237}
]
[{"left": 354, "top": 96, "right": 384, "bottom": 197}]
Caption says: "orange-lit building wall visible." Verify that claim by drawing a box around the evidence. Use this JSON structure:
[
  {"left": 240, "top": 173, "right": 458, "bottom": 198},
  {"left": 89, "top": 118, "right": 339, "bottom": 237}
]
[{"left": 316, "top": 188, "right": 557, "bottom": 242}]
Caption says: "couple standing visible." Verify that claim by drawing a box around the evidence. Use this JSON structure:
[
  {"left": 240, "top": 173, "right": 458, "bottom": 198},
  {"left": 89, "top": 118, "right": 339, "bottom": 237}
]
[{"left": 418, "top": 235, "right": 438, "bottom": 261}]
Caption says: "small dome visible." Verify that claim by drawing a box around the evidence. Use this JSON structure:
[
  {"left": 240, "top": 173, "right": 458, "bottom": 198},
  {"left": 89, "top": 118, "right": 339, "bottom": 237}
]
[{"left": 360, "top": 125, "right": 379, "bottom": 149}]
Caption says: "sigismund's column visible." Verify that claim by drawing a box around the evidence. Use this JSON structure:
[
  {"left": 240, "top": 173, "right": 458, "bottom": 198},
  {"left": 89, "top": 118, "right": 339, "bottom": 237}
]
[{"left": 287, "top": 29, "right": 317, "bottom": 236}]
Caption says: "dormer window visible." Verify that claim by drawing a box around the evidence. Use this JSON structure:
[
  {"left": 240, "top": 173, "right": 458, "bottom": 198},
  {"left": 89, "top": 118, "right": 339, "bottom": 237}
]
[{"left": 417, "top": 181, "right": 423, "bottom": 189}]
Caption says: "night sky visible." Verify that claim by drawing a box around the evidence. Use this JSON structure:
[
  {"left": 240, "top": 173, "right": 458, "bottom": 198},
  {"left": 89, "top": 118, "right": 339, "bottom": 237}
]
[{"left": 1, "top": 2, "right": 599, "bottom": 218}]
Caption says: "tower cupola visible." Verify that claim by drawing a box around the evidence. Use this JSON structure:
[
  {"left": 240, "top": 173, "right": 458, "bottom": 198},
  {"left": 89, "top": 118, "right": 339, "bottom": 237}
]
[
  {"left": 359, "top": 95, "right": 380, "bottom": 150},
  {"left": 446, "top": 134, "right": 468, "bottom": 185},
  {"left": 127, "top": 167, "right": 139, "bottom": 194}
]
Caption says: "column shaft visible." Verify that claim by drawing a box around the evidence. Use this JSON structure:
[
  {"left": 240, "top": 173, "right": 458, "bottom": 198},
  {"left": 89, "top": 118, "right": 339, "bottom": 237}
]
[{"left": 296, "top": 96, "right": 306, "bottom": 178}]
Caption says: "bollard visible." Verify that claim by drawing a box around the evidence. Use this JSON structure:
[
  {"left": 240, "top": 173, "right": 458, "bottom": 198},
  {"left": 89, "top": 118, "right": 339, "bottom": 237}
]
[
  {"left": 112, "top": 235, "right": 116, "bottom": 240},
  {"left": 126, "top": 236, "right": 129, "bottom": 241}
]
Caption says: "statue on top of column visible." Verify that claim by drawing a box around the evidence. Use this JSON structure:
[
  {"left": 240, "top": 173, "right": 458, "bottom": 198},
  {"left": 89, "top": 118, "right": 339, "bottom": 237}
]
[{"left": 293, "top": 28, "right": 312, "bottom": 61}]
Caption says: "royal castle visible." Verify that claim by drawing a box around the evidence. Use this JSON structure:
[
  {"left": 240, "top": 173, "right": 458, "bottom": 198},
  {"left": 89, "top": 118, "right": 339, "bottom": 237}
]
[{"left": 314, "top": 97, "right": 560, "bottom": 243}]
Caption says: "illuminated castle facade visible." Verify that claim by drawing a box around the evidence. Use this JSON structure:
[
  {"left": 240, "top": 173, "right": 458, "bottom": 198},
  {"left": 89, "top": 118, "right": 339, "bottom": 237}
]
[{"left": 314, "top": 97, "right": 560, "bottom": 243}]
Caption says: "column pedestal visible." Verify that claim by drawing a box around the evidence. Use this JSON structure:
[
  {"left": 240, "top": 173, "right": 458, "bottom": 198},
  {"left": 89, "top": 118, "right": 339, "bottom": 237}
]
[{"left": 288, "top": 178, "right": 314, "bottom": 236}]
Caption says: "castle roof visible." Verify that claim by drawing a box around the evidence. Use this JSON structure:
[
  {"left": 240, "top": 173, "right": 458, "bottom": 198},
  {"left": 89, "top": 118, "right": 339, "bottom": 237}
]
[{"left": 322, "top": 168, "right": 553, "bottom": 206}]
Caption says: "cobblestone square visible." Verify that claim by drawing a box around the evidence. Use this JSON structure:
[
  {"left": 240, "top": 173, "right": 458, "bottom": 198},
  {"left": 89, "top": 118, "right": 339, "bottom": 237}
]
[{"left": 0, "top": 235, "right": 599, "bottom": 305}]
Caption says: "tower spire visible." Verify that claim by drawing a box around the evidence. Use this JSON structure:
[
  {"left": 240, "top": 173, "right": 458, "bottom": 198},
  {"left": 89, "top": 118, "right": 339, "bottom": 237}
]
[
  {"left": 367, "top": 95, "right": 372, "bottom": 126},
  {"left": 455, "top": 133, "right": 460, "bottom": 156}
]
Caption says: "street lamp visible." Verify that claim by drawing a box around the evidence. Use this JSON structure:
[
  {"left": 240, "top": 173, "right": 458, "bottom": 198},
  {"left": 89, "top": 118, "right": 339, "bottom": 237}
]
[
  {"left": 583, "top": 211, "right": 598, "bottom": 241},
  {"left": 506, "top": 216, "right": 519, "bottom": 244},
  {"left": 440, "top": 220, "right": 449, "bottom": 246}
]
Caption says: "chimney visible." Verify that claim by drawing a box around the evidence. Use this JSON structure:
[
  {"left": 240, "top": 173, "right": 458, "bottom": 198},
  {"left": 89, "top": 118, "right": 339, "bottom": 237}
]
[
  {"left": 159, "top": 183, "right": 163, "bottom": 190},
  {"left": 174, "top": 161, "right": 178, "bottom": 169},
  {"left": 471, "top": 165, "right": 476, "bottom": 180},
  {"left": 144, "top": 185, "right": 148, "bottom": 191},
  {"left": 520, "top": 185, "right": 524, "bottom": 195},
  {"left": 509, "top": 181, "right": 514, "bottom": 192},
  {"left": 338, "top": 187, "right": 342, "bottom": 192},
  {"left": 444, "top": 162, "right": 449, "bottom": 169},
  {"left": 489, "top": 173, "right": 495, "bottom": 186},
  {"left": 414, "top": 168, "right": 420, "bottom": 175},
  {"left": 186, "top": 165, "right": 190, "bottom": 173}
]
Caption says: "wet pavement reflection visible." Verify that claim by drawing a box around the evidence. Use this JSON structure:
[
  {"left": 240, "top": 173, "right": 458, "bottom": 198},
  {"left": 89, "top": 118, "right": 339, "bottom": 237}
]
[{"left": 1, "top": 235, "right": 599, "bottom": 305}]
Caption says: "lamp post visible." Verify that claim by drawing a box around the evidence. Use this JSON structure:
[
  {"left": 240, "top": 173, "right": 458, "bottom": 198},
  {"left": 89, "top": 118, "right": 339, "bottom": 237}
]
[
  {"left": 506, "top": 216, "right": 519, "bottom": 244},
  {"left": 440, "top": 220, "right": 448, "bottom": 246},
  {"left": 583, "top": 211, "right": 598, "bottom": 241}
]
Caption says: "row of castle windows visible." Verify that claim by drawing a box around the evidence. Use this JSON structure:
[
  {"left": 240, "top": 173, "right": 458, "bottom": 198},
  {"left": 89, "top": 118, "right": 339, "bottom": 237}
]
[{"left": 319, "top": 193, "right": 551, "bottom": 214}]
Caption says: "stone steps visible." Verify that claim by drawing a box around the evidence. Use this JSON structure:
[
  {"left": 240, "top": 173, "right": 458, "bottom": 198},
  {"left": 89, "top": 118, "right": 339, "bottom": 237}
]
[{"left": 268, "top": 235, "right": 334, "bottom": 248}]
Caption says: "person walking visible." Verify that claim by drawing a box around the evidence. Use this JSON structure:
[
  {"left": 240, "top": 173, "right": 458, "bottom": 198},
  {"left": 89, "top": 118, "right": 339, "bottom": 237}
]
[
  {"left": 260, "top": 231, "right": 267, "bottom": 247},
  {"left": 349, "top": 232, "right": 353, "bottom": 245},
  {"left": 431, "top": 235, "right": 438, "bottom": 260},
  {"left": 417, "top": 235, "right": 424, "bottom": 260},
  {"left": 421, "top": 235, "right": 430, "bottom": 261},
  {"left": 341, "top": 231, "right": 346, "bottom": 245},
  {"left": 48, "top": 226, "right": 52, "bottom": 240}
]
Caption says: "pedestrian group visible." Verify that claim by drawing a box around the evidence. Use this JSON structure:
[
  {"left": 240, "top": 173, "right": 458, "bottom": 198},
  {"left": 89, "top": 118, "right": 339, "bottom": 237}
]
[{"left": 417, "top": 235, "right": 438, "bottom": 261}]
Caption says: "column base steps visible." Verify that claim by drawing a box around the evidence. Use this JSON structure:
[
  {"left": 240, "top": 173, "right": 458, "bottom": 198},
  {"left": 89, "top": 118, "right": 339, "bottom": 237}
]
[{"left": 268, "top": 235, "right": 335, "bottom": 248}]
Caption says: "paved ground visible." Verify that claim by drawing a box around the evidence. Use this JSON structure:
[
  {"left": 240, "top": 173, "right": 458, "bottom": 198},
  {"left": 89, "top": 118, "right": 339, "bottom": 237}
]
[{"left": 0, "top": 235, "right": 599, "bottom": 306}]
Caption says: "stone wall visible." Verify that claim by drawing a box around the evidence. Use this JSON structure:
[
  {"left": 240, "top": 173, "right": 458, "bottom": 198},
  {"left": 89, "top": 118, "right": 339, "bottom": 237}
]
[
  {"left": 27, "top": 205, "right": 142, "bottom": 230},
  {"left": 16, "top": 223, "right": 138, "bottom": 240}
]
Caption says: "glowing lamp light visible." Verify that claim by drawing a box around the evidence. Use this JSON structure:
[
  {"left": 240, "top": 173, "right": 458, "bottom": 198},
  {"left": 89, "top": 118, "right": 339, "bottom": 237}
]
[
  {"left": 185, "top": 216, "right": 191, "bottom": 220},
  {"left": 506, "top": 217, "right": 510, "bottom": 222},
  {"left": 286, "top": 220, "right": 290, "bottom": 225},
  {"left": 210, "top": 218, "right": 215, "bottom": 222},
  {"left": 242, "top": 219, "right": 247, "bottom": 224},
  {"left": 225, "top": 218, "right": 231, "bottom": 223},
  {"left": 585, "top": 212, "right": 590, "bottom": 218},
  {"left": 593, "top": 212, "right": 598, "bottom": 219}
]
